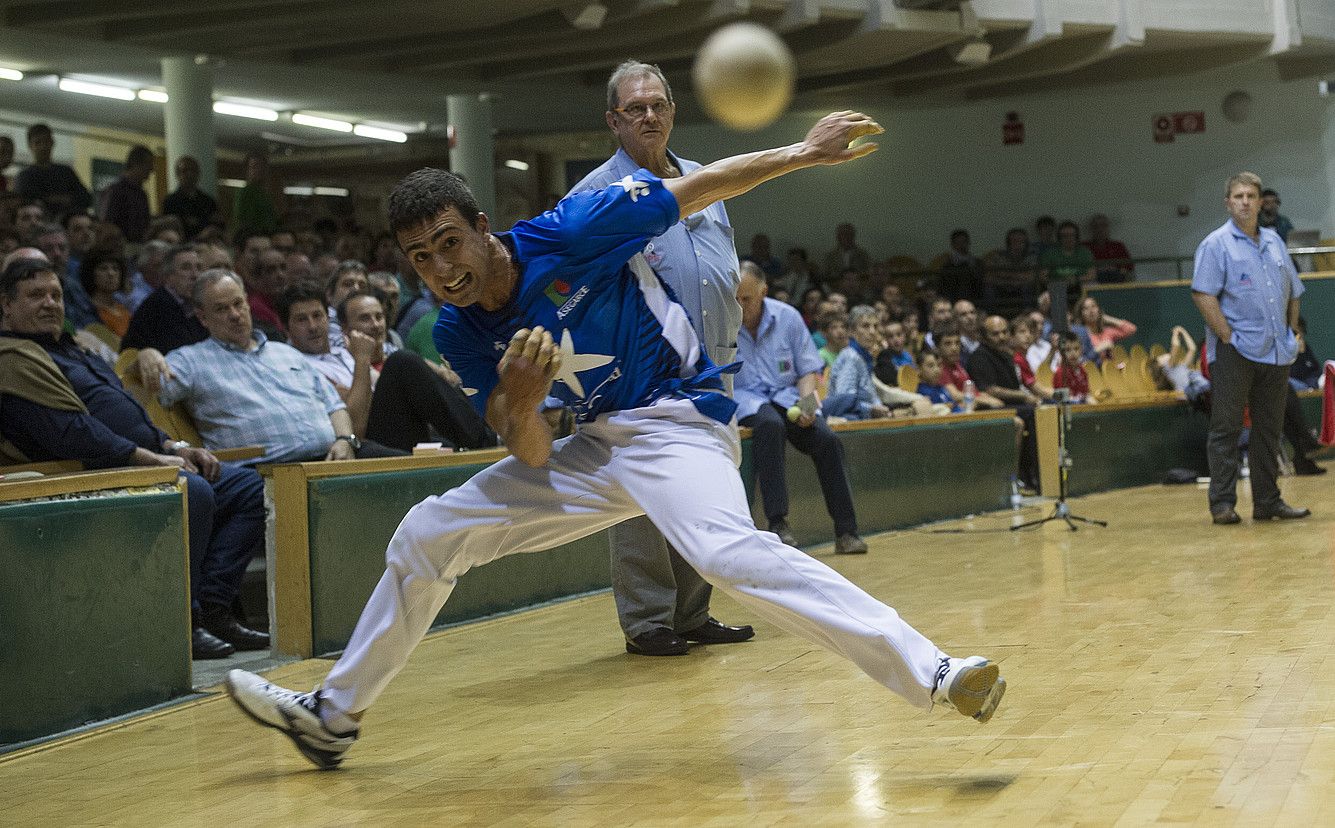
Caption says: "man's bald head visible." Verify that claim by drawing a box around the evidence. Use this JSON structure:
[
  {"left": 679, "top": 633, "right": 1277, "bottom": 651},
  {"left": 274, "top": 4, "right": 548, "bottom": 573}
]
[{"left": 1, "top": 247, "right": 49, "bottom": 271}]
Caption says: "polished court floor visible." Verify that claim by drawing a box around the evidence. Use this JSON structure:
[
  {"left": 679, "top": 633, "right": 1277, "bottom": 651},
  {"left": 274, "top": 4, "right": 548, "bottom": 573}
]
[{"left": 3, "top": 472, "right": 1333, "bottom": 826}]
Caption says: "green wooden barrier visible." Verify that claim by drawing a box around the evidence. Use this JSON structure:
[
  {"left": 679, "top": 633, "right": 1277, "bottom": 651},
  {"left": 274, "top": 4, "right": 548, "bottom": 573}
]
[
  {"left": 740, "top": 415, "right": 1016, "bottom": 547},
  {"left": 304, "top": 462, "right": 614, "bottom": 657},
  {"left": 0, "top": 480, "right": 190, "bottom": 746},
  {"left": 1062, "top": 401, "right": 1210, "bottom": 496}
]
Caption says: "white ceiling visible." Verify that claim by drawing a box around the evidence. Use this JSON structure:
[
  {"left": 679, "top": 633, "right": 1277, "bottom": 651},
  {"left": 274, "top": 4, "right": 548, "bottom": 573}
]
[{"left": 0, "top": 0, "right": 1332, "bottom": 154}]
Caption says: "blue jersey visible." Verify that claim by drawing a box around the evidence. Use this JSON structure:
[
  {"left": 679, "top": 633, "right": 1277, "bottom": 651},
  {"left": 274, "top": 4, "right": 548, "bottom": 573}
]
[{"left": 433, "top": 172, "right": 736, "bottom": 425}]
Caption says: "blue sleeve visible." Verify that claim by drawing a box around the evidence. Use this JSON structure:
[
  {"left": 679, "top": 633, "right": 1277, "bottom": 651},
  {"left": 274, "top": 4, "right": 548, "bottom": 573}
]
[
  {"left": 0, "top": 394, "right": 139, "bottom": 468},
  {"left": 1285, "top": 255, "right": 1304, "bottom": 300},
  {"left": 519, "top": 172, "right": 678, "bottom": 270},
  {"left": 1191, "top": 235, "right": 1226, "bottom": 296},
  {"left": 434, "top": 315, "right": 498, "bottom": 419},
  {"left": 790, "top": 312, "right": 824, "bottom": 378},
  {"left": 159, "top": 349, "right": 194, "bottom": 407}
]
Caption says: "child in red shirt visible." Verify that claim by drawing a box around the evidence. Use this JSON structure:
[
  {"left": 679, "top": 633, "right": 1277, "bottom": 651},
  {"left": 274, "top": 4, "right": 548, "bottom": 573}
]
[{"left": 1051, "top": 331, "right": 1091, "bottom": 403}]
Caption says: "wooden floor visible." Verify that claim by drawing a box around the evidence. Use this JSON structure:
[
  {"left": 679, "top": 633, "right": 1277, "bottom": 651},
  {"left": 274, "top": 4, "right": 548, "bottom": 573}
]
[{"left": 4, "top": 472, "right": 1334, "bottom": 826}]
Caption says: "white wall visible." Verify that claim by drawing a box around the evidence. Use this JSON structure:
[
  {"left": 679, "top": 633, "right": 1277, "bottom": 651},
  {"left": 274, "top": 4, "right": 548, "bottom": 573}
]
[{"left": 661, "top": 61, "right": 1334, "bottom": 270}]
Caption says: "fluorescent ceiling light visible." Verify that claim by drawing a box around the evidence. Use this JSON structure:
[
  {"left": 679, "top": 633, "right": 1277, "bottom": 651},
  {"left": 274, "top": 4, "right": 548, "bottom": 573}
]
[
  {"left": 213, "top": 101, "right": 278, "bottom": 121},
  {"left": 505, "top": 159, "right": 530, "bottom": 171},
  {"left": 219, "top": 178, "right": 247, "bottom": 188},
  {"left": 292, "top": 113, "right": 353, "bottom": 133},
  {"left": 283, "top": 186, "right": 315, "bottom": 196},
  {"left": 137, "top": 89, "right": 169, "bottom": 103},
  {"left": 59, "top": 78, "right": 135, "bottom": 101},
  {"left": 353, "top": 124, "right": 407, "bottom": 143},
  {"left": 0, "top": 67, "right": 23, "bottom": 81},
  {"left": 314, "top": 186, "right": 350, "bottom": 197}
]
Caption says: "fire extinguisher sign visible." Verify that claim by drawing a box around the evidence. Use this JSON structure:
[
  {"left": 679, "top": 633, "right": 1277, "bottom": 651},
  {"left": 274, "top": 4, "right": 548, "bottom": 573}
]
[{"left": 1153, "top": 114, "right": 1174, "bottom": 143}]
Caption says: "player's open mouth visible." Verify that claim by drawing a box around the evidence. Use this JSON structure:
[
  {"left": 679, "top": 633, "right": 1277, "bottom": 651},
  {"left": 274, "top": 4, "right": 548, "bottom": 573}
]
[{"left": 443, "top": 273, "right": 471, "bottom": 293}]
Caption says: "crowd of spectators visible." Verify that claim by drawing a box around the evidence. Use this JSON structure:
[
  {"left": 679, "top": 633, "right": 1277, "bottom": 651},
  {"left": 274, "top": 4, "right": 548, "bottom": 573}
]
[
  {"left": 0, "top": 124, "right": 504, "bottom": 659},
  {"left": 737, "top": 215, "right": 1325, "bottom": 491}
]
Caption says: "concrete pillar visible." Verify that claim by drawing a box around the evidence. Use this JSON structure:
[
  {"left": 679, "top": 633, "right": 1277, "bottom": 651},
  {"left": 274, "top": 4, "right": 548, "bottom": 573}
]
[
  {"left": 161, "top": 56, "right": 217, "bottom": 197},
  {"left": 1323, "top": 92, "right": 1335, "bottom": 238},
  {"left": 447, "top": 93, "right": 496, "bottom": 220}
]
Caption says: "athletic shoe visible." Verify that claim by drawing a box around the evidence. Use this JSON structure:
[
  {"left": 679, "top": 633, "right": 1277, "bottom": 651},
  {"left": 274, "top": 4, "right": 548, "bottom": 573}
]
[
  {"left": 224, "top": 669, "right": 358, "bottom": 770},
  {"left": 932, "top": 656, "right": 1006, "bottom": 723}
]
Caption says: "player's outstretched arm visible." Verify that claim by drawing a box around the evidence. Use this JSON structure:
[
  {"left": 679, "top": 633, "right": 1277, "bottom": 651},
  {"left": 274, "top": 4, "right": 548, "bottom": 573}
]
[
  {"left": 665, "top": 111, "right": 882, "bottom": 217},
  {"left": 488, "top": 326, "right": 562, "bottom": 467}
]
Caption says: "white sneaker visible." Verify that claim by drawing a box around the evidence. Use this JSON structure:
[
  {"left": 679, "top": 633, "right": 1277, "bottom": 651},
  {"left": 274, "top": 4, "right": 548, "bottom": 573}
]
[
  {"left": 224, "top": 669, "right": 358, "bottom": 769},
  {"left": 932, "top": 656, "right": 1006, "bottom": 723}
]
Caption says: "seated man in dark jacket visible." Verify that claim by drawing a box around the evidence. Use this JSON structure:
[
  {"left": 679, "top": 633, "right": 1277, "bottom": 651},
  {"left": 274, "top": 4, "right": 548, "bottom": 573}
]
[
  {"left": 0, "top": 258, "right": 267, "bottom": 660},
  {"left": 966, "top": 314, "right": 1042, "bottom": 489}
]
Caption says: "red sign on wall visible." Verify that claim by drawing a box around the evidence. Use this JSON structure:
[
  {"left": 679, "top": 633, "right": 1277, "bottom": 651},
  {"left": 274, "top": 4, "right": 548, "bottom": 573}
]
[
  {"left": 1173, "top": 111, "right": 1206, "bottom": 133},
  {"left": 1003, "top": 111, "right": 1024, "bottom": 145}
]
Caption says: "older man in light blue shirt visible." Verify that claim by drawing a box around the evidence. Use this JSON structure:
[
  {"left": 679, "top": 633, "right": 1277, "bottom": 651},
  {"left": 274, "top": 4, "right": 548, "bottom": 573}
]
[
  {"left": 735, "top": 265, "right": 866, "bottom": 555},
  {"left": 160, "top": 269, "right": 365, "bottom": 465},
  {"left": 1191, "top": 171, "right": 1308, "bottom": 525},
  {"left": 563, "top": 59, "right": 752, "bottom": 656}
]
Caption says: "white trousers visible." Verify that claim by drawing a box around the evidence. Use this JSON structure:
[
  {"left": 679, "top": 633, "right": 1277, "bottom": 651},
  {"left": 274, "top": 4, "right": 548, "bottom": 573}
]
[{"left": 322, "top": 399, "right": 944, "bottom": 716}]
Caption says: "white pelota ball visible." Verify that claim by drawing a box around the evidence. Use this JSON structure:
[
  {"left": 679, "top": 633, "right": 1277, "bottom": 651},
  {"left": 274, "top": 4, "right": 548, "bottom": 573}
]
[{"left": 692, "top": 22, "right": 795, "bottom": 132}]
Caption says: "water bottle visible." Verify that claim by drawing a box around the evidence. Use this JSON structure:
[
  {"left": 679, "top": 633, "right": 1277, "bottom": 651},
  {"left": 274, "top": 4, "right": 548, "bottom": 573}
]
[
  {"left": 962, "top": 379, "right": 976, "bottom": 413},
  {"left": 1010, "top": 476, "right": 1022, "bottom": 510}
]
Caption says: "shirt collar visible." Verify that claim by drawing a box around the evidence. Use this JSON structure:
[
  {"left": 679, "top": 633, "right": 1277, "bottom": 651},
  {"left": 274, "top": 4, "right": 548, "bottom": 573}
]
[
  {"left": 848, "top": 338, "right": 873, "bottom": 367},
  {"left": 1226, "top": 218, "right": 1268, "bottom": 248},
  {"left": 1, "top": 329, "right": 75, "bottom": 349},
  {"left": 213, "top": 330, "right": 266, "bottom": 352}
]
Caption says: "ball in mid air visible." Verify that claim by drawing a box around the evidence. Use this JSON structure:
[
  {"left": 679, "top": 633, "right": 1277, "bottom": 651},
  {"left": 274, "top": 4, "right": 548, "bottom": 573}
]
[{"left": 692, "top": 22, "right": 795, "bottom": 132}]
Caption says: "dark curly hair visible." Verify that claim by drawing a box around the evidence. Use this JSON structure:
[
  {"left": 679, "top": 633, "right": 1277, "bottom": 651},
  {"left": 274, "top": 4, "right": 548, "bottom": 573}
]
[
  {"left": 78, "top": 249, "right": 128, "bottom": 297},
  {"left": 387, "top": 168, "right": 480, "bottom": 240}
]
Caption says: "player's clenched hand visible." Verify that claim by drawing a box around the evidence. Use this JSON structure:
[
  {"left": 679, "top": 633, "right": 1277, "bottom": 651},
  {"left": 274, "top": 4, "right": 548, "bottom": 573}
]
[
  {"left": 498, "top": 326, "right": 561, "bottom": 409},
  {"left": 799, "top": 111, "right": 883, "bottom": 166}
]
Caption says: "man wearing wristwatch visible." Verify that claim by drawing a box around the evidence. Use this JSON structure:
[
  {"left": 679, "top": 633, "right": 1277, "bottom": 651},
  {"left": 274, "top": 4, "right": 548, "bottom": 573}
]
[{"left": 0, "top": 258, "right": 269, "bottom": 659}]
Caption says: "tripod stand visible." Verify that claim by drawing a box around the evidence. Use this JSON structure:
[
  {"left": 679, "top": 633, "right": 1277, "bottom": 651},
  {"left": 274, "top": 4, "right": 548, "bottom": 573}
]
[{"left": 1011, "top": 396, "right": 1107, "bottom": 532}]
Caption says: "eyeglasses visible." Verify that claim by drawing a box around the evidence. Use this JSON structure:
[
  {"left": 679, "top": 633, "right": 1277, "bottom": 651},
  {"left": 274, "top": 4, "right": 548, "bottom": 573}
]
[{"left": 612, "top": 99, "right": 673, "bottom": 120}]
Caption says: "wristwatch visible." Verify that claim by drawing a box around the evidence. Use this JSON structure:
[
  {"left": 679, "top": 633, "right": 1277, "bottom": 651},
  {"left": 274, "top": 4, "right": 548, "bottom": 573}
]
[
  {"left": 167, "top": 440, "right": 191, "bottom": 454},
  {"left": 334, "top": 434, "right": 362, "bottom": 451}
]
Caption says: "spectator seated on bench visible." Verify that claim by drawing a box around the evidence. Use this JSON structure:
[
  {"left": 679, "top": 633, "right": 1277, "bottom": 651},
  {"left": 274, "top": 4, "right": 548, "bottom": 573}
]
[
  {"left": 157, "top": 269, "right": 407, "bottom": 465},
  {"left": 733, "top": 265, "right": 868, "bottom": 554},
  {"left": 0, "top": 258, "right": 267, "bottom": 659},
  {"left": 280, "top": 283, "right": 495, "bottom": 454}
]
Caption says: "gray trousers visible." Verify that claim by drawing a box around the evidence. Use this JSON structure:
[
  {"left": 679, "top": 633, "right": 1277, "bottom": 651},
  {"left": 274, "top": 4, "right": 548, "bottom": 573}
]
[
  {"left": 609, "top": 516, "right": 712, "bottom": 639},
  {"left": 1207, "top": 343, "right": 1289, "bottom": 512}
]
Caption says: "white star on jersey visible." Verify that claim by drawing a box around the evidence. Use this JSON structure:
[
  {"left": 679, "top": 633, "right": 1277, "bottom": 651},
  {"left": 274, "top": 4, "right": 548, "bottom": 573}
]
[
  {"left": 553, "top": 328, "right": 614, "bottom": 397},
  {"left": 613, "top": 175, "right": 651, "bottom": 202}
]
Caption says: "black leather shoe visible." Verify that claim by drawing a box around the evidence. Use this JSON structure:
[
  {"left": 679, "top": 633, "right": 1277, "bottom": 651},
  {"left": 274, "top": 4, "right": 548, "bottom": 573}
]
[
  {"left": 1211, "top": 508, "right": 1241, "bottom": 525},
  {"left": 834, "top": 533, "right": 869, "bottom": 554},
  {"left": 1294, "top": 457, "right": 1327, "bottom": 476},
  {"left": 1253, "top": 502, "right": 1311, "bottom": 521},
  {"left": 192, "top": 627, "right": 235, "bottom": 660},
  {"left": 199, "top": 604, "right": 271, "bottom": 651},
  {"left": 769, "top": 519, "right": 797, "bottom": 547},
  {"left": 681, "top": 617, "right": 755, "bottom": 645},
  {"left": 626, "top": 627, "right": 689, "bottom": 656}
]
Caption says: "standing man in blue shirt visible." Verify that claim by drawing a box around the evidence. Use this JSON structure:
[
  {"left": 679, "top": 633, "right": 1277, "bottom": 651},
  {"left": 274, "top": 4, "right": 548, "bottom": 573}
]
[
  {"left": 1191, "top": 171, "right": 1310, "bottom": 525},
  {"left": 225, "top": 112, "right": 1008, "bottom": 770},
  {"left": 566, "top": 60, "right": 752, "bottom": 657},
  {"left": 734, "top": 263, "right": 866, "bottom": 553}
]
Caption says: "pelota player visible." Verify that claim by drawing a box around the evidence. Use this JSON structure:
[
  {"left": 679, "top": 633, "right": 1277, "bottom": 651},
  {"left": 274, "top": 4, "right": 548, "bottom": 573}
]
[{"left": 226, "top": 111, "right": 1006, "bottom": 769}]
